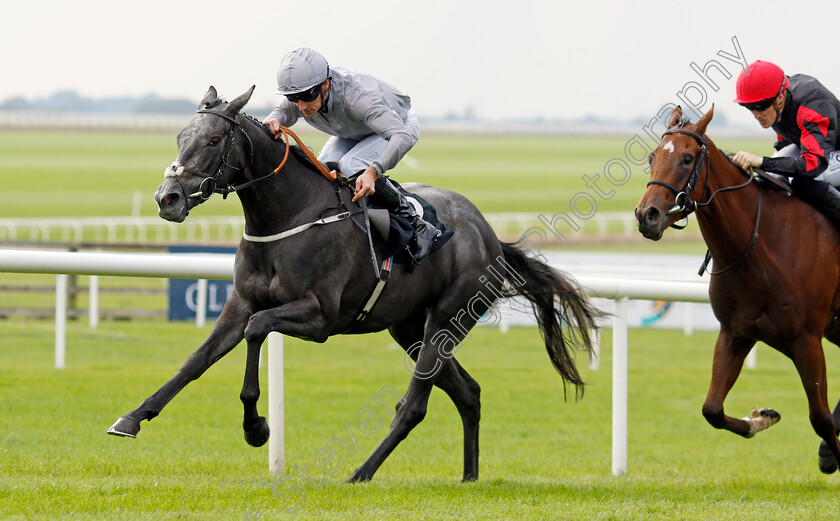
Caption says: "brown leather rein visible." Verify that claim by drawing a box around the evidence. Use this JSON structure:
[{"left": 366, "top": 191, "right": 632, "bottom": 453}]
[
  {"left": 187, "top": 109, "right": 337, "bottom": 200},
  {"left": 270, "top": 125, "right": 336, "bottom": 182}
]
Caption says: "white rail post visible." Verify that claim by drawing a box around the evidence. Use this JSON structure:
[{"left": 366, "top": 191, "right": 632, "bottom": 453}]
[
  {"left": 196, "top": 279, "right": 208, "bottom": 328},
  {"left": 268, "top": 332, "right": 285, "bottom": 474},
  {"left": 683, "top": 302, "right": 694, "bottom": 337},
  {"left": 55, "top": 274, "right": 67, "bottom": 369},
  {"left": 88, "top": 275, "right": 99, "bottom": 328},
  {"left": 499, "top": 307, "right": 509, "bottom": 334},
  {"left": 131, "top": 190, "right": 143, "bottom": 217},
  {"left": 589, "top": 327, "right": 601, "bottom": 371},
  {"left": 746, "top": 346, "right": 758, "bottom": 370},
  {"left": 612, "top": 297, "right": 629, "bottom": 476}
]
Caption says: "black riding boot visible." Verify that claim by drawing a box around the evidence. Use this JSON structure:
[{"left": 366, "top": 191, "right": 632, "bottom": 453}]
[
  {"left": 791, "top": 178, "right": 840, "bottom": 225},
  {"left": 792, "top": 178, "right": 840, "bottom": 210},
  {"left": 822, "top": 185, "right": 840, "bottom": 212},
  {"left": 376, "top": 177, "right": 441, "bottom": 263}
]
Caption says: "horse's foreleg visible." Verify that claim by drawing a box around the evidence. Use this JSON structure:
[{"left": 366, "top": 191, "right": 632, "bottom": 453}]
[
  {"left": 821, "top": 327, "right": 840, "bottom": 472},
  {"left": 244, "top": 291, "right": 331, "bottom": 343},
  {"left": 237, "top": 292, "right": 330, "bottom": 446},
  {"left": 240, "top": 338, "right": 270, "bottom": 447},
  {"left": 701, "top": 331, "right": 772, "bottom": 437},
  {"left": 788, "top": 338, "right": 840, "bottom": 474},
  {"left": 107, "top": 295, "right": 251, "bottom": 438},
  {"left": 822, "top": 397, "right": 840, "bottom": 474}
]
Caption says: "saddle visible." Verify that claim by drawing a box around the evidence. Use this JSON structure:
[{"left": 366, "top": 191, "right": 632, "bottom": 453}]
[
  {"left": 750, "top": 166, "right": 840, "bottom": 230},
  {"left": 331, "top": 172, "right": 452, "bottom": 263},
  {"left": 341, "top": 181, "right": 454, "bottom": 331},
  {"left": 366, "top": 180, "right": 454, "bottom": 264},
  {"left": 749, "top": 166, "right": 792, "bottom": 196}
]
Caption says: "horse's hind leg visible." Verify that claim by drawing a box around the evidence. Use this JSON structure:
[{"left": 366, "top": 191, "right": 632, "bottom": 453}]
[
  {"left": 701, "top": 330, "right": 779, "bottom": 437},
  {"left": 390, "top": 319, "right": 481, "bottom": 481},
  {"left": 348, "top": 313, "right": 478, "bottom": 483},
  {"left": 347, "top": 354, "right": 436, "bottom": 482},
  {"left": 448, "top": 359, "right": 481, "bottom": 481}
]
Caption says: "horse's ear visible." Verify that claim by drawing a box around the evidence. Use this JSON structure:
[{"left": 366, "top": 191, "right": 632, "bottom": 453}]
[
  {"left": 199, "top": 86, "right": 218, "bottom": 109},
  {"left": 668, "top": 106, "right": 683, "bottom": 128},
  {"left": 226, "top": 85, "right": 256, "bottom": 116},
  {"left": 695, "top": 104, "right": 715, "bottom": 135}
]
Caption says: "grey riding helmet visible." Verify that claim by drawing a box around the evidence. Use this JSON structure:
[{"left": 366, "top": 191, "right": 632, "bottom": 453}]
[{"left": 276, "top": 47, "right": 330, "bottom": 95}]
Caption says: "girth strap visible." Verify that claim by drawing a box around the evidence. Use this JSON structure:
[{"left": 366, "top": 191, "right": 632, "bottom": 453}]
[
  {"left": 344, "top": 257, "right": 393, "bottom": 332},
  {"left": 242, "top": 211, "right": 353, "bottom": 242},
  {"left": 356, "top": 257, "right": 393, "bottom": 321}
]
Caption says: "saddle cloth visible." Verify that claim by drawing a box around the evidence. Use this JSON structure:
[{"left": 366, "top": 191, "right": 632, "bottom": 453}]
[{"left": 366, "top": 180, "right": 454, "bottom": 263}]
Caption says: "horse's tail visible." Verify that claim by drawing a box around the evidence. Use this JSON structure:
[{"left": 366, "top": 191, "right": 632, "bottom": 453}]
[{"left": 499, "top": 242, "right": 605, "bottom": 400}]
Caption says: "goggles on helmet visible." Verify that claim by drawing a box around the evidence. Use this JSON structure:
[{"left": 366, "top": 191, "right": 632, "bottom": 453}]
[{"left": 285, "top": 83, "right": 323, "bottom": 104}]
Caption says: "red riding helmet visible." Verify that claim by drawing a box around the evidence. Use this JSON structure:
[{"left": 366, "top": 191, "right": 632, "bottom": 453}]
[{"left": 733, "top": 60, "right": 789, "bottom": 104}]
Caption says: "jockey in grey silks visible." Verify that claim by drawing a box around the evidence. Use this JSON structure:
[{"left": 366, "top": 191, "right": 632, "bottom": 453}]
[{"left": 264, "top": 47, "right": 442, "bottom": 263}]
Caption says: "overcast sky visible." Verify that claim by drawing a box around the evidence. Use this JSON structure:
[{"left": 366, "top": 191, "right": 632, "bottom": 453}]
[{"left": 2, "top": 0, "right": 838, "bottom": 128}]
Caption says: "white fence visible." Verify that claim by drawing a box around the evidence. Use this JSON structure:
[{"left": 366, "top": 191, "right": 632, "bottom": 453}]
[
  {"left": 0, "top": 212, "right": 700, "bottom": 246},
  {"left": 0, "top": 216, "right": 246, "bottom": 245},
  {"left": 0, "top": 247, "right": 716, "bottom": 477},
  {"left": 0, "top": 110, "right": 191, "bottom": 133}
]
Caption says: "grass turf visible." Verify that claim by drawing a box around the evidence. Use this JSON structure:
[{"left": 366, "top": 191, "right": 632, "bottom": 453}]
[
  {"left": 1, "top": 128, "right": 816, "bottom": 519},
  {"left": 2, "top": 320, "right": 840, "bottom": 520},
  {"left": 0, "top": 129, "right": 773, "bottom": 217}
]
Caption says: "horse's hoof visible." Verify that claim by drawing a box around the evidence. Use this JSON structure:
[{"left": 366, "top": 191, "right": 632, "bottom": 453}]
[
  {"left": 761, "top": 408, "right": 781, "bottom": 423},
  {"left": 107, "top": 416, "right": 140, "bottom": 438},
  {"left": 818, "top": 440, "right": 838, "bottom": 474},
  {"left": 244, "top": 417, "right": 270, "bottom": 447},
  {"left": 743, "top": 407, "right": 781, "bottom": 437},
  {"left": 346, "top": 468, "right": 373, "bottom": 483}
]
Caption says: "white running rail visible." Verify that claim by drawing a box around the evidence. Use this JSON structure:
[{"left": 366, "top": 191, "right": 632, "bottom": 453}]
[{"left": 0, "top": 247, "right": 713, "bottom": 477}]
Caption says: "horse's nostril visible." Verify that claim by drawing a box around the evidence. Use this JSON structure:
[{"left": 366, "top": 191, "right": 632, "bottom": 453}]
[
  {"left": 163, "top": 193, "right": 179, "bottom": 207},
  {"left": 644, "top": 207, "right": 660, "bottom": 226}
]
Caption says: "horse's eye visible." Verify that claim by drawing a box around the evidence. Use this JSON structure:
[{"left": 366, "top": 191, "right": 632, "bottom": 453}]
[
  {"left": 209, "top": 136, "right": 222, "bottom": 146},
  {"left": 648, "top": 153, "right": 654, "bottom": 166},
  {"left": 683, "top": 154, "right": 693, "bottom": 166}
]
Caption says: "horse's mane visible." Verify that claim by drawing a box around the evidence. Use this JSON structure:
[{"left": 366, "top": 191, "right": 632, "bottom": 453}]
[
  {"left": 720, "top": 150, "right": 748, "bottom": 173},
  {"left": 664, "top": 109, "right": 749, "bottom": 176},
  {"left": 239, "top": 111, "right": 324, "bottom": 177},
  {"left": 240, "top": 111, "right": 270, "bottom": 133},
  {"left": 674, "top": 118, "right": 748, "bottom": 175}
]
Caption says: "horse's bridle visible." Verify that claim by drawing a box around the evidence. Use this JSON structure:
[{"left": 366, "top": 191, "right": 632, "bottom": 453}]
[
  {"left": 646, "top": 127, "right": 711, "bottom": 227},
  {"left": 180, "top": 107, "right": 255, "bottom": 200},
  {"left": 182, "top": 108, "right": 339, "bottom": 201},
  {"left": 649, "top": 126, "right": 757, "bottom": 220},
  {"left": 648, "top": 124, "right": 762, "bottom": 275}
]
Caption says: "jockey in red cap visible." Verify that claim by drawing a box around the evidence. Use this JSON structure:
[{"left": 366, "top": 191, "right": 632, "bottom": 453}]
[{"left": 732, "top": 60, "right": 840, "bottom": 216}]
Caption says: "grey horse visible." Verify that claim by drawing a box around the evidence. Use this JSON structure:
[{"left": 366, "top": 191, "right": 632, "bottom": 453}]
[{"left": 107, "top": 85, "right": 602, "bottom": 482}]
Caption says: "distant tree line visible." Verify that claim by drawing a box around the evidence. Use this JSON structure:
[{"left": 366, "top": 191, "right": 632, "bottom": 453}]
[
  {"left": 0, "top": 90, "right": 282, "bottom": 116},
  {"left": 1, "top": 90, "right": 202, "bottom": 114}
]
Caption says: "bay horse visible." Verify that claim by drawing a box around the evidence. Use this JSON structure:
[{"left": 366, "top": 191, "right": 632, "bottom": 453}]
[
  {"left": 635, "top": 105, "right": 840, "bottom": 473},
  {"left": 107, "top": 85, "right": 602, "bottom": 482}
]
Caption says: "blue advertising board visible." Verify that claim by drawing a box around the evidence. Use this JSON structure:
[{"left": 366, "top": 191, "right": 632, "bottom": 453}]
[{"left": 167, "top": 245, "right": 237, "bottom": 321}]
